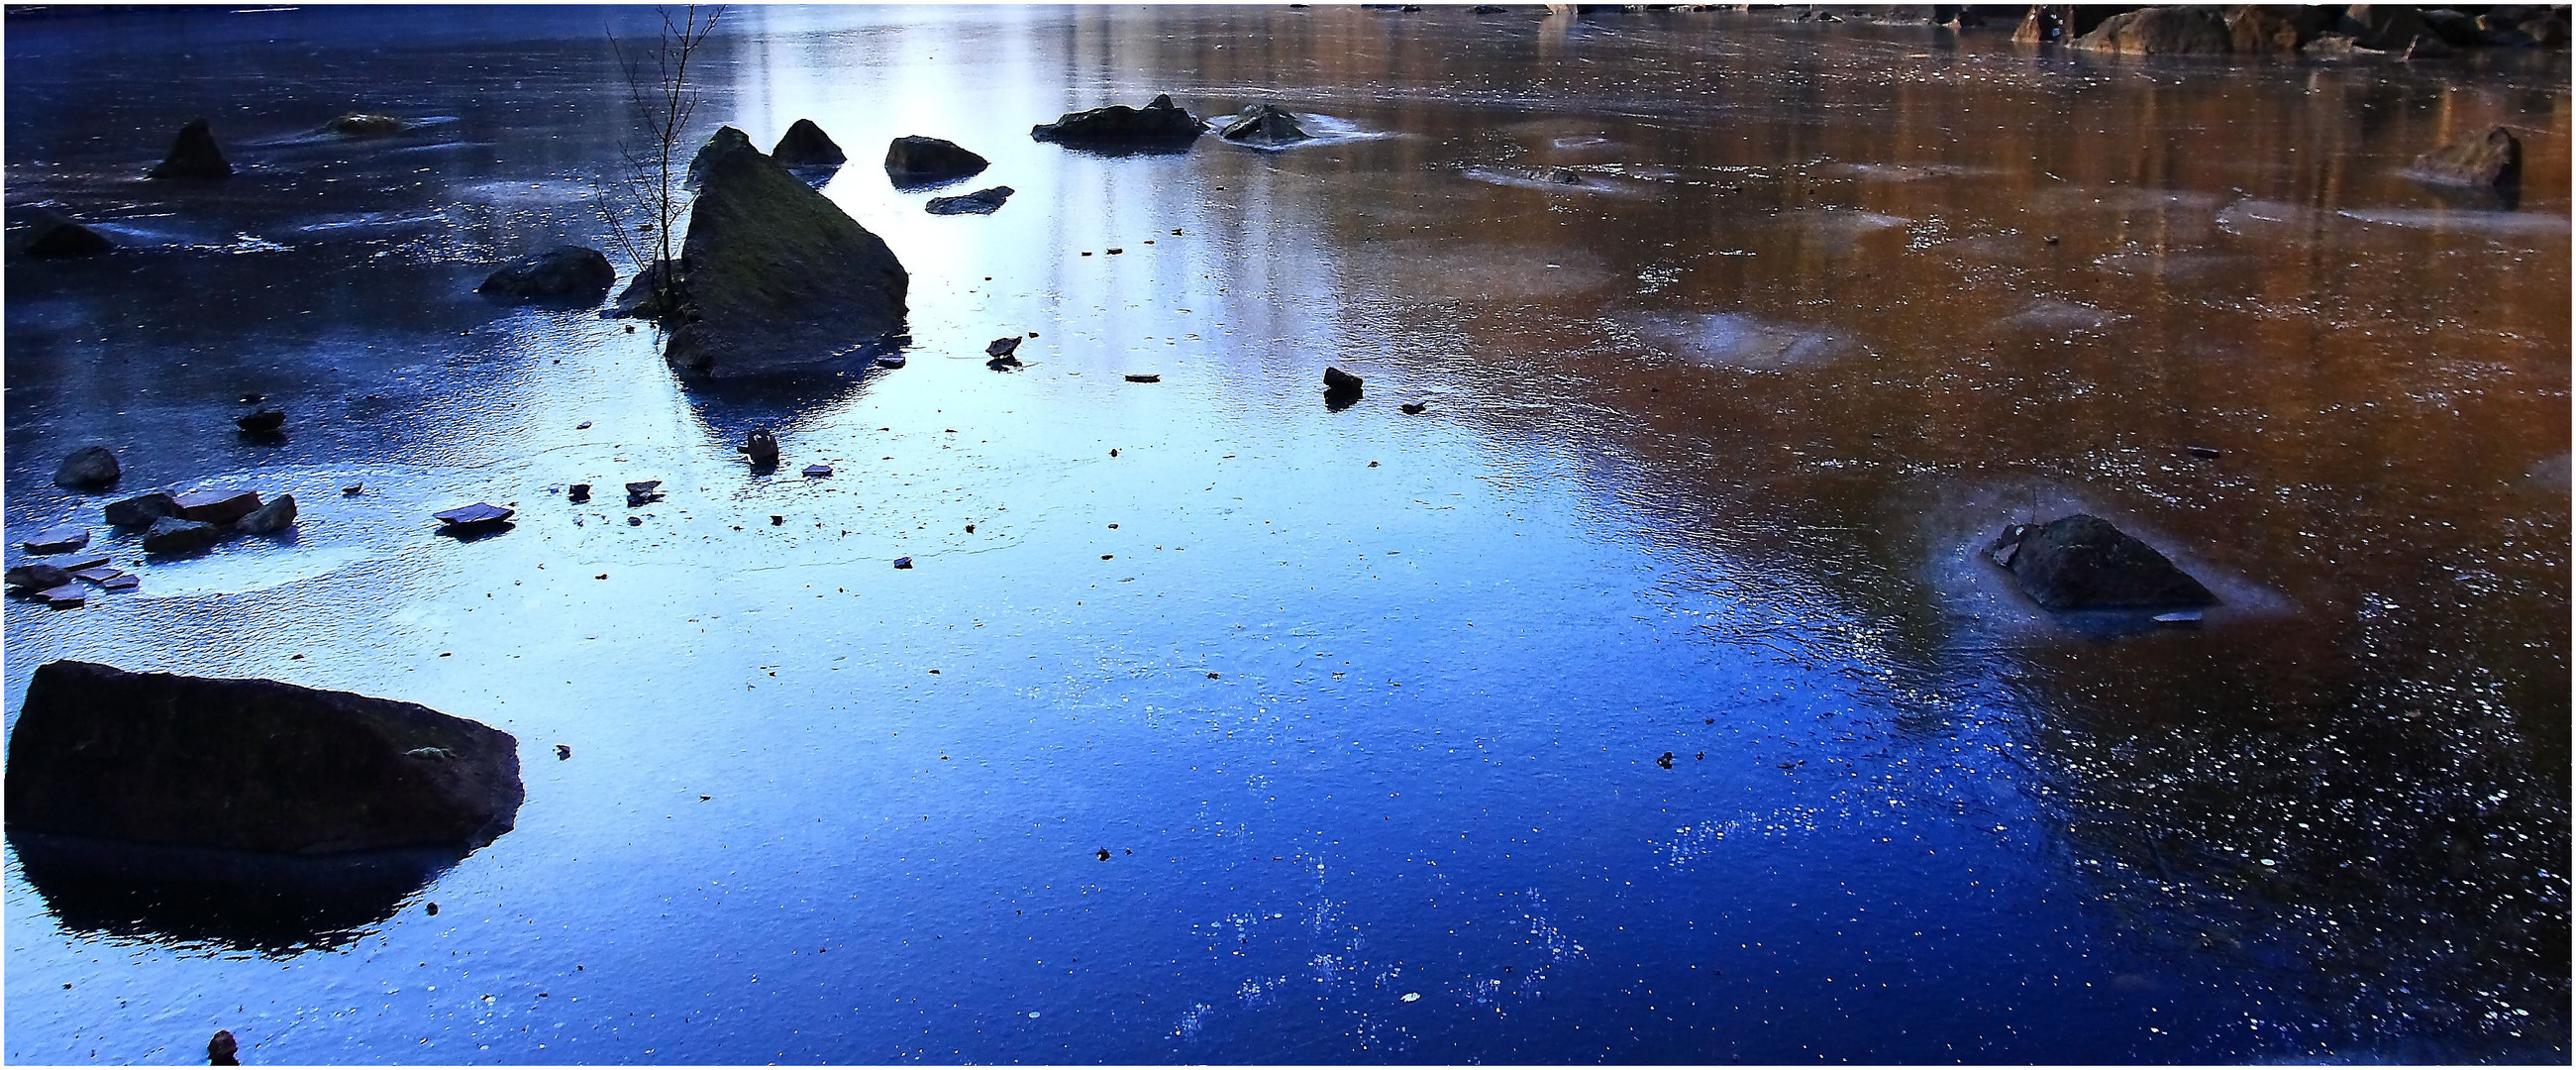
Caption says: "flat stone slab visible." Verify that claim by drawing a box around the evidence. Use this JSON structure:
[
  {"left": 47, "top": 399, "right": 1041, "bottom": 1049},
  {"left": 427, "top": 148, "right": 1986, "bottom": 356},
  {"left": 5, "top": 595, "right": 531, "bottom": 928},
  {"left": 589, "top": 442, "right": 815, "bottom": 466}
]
[
  {"left": 32, "top": 584, "right": 87, "bottom": 608},
  {"left": 23, "top": 525, "right": 90, "bottom": 554},
  {"left": 802, "top": 465, "right": 833, "bottom": 478},
  {"left": 173, "top": 490, "right": 262, "bottom": 525},
  {"left": 98, "top": 575, "right": 140, "bottom": 592},
  {"left": 433, "top": 502, "right": 514, "bottom": 527}
]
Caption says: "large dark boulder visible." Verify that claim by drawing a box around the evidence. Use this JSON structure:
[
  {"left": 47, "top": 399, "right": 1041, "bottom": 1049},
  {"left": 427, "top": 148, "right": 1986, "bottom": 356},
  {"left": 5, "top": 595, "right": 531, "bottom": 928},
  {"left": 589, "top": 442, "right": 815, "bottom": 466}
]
[
  {"left": 883, "top": 136, "right": 989, "bottom": 187},
  {"left": 1031, "top": 94, "right": 1205, "bottom": 146},
  {"left": 2408, "top": 126, "right": 2522, "bottom": 190},
  {"left": 104, "top": 492, "right": 177, "bottom": 529},
  {"left": 5, "top": 661, "right": 524, "bottom": 855},
  {"left": 476, "top": 246, "right": 616, "bottom": 303},
  {"left": 664, "top": 145, "right": 911, "bottom": 376},
  {"left": 142, "top": 517, "right": 222, "bottom": 555},
  {"left": 773, "top": 119, "right": 847, "bottom": 168},
  {"left": 52, "top": 446, "right": 120, "bottom": 489},
  {"left": 2075, "top": 7, "right": 2233, "bottom": 54},
  {"left": 1219, "top": 104, "right": 1311, "bottom": 146},
  {"left": 11, "top": 207, "right": 113, "bottom": 259},
  {"left": 1987, "top": 514, "right": 2216, "bottom": 610},
  {"left": 148, "top": 117, "right": 233, "bottom": 180},
  {"left": 685, "top": 125, "right": 754, "bottom": 188}
]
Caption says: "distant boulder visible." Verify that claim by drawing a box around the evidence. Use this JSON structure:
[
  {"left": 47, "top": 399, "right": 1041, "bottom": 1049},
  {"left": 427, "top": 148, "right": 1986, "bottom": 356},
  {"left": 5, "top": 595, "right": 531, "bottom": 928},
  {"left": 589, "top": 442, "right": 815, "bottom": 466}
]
[
  {"left": 2074, "top": 7, "right": 2233, "bottom": 54},
  {"left": 2407, "top": 126, "right": 2521, "bottom": 189},
  {"left": 11, "top": 208, "right": 112, "bottom": 259},
  {"left": 476, "top": 246, "right": 615, "bottom": 303},
  {"left": 925, "top": 185, "right": 1014, "bottom": 215},
  {"left": 2226, "top": 5, "right": 2329, "bottom": 52},
  {"left": 685, "top": 125, "right": 754, "bottom": 188},
  {"left": 148, "top": 117, "right": 233, "bottom": 180},
  {"left": 1986, "top": 514, "right": 2217, "bottom": 610},
  {"left": 883, "top": 136, "right": 989, "bottom": 188},
  {"left": 325, "top": 113, "right": 408, "bottom": 137},
  {"left": 52, "top": 446, "right": 120, "bottom": 490},
  {"left": 1031, "top": 94, "right": 1205, "bottom": 146},
  {"left": 1219, "top": 104, "right": 1311, "bottom": 146},
  {"left": 4, "top": 660, "right": 524, "bottom": 855},
  {"left": 664, "top": 145, "right": 910, "bottom": 376},
  {"left": 772, "top": 119, "right": 847, "bottom": 168}
]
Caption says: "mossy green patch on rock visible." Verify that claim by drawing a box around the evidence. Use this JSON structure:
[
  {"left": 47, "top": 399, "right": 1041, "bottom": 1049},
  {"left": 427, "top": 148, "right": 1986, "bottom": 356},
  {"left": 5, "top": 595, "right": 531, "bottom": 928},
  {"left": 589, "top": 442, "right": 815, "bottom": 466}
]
[{"left": 665, "top": 145, "right": 908, "bottom": 376}]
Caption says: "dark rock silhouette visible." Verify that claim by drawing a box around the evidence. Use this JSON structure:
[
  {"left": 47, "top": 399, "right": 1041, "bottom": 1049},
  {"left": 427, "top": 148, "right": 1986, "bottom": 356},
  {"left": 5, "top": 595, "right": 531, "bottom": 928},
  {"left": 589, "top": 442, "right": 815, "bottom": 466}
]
[
  {"left": 926, "top": 185, "right": 1013, "bottom": 215},
  {"left": 235, "top": 494, "right": 297, "bottom": 536},
  {"left": 685, "top": 125, "right": 753, "bottom": 187},
  {"left": 148, "top": 117, "right": 232, "bottom": 180},
  {"left": 325, "top": 112, "right": 408, "bottom": 137},
  {"left": 141, "top": 517, "right": 221, "bottom": 555},
  {"left": 1031, "top": 94, "right": 1204, "bottom": 146},
  {"left": 1219, "top": 103, "right": 1311, "bottom": 146},
  {"left": 104, "top": 492, "right": 177, "bottom": 528},
  {"left": 476, "top": 246, "right": 615, "bottom": 303},
  {"left": 666, "top": 144, "right": 910, "bottom": 376},
  {"left": 883, "top": 135, "right": 989, "bottom": 187},
  {"left": 235, "top": 407, "right": 286, "bottom": 434},
  {"left": 5, "top": 660, "right": 525, "bottom": 855},
  {"left": 173, "top": 489, "right": 261, "bottom": 525},
  {"left": 1986, "top": 514, "right": 2217, "bottom": 610},
  {"left": 772, "top": 119, "right": 847, "bottom": 168},
  {"left": 52, "top": 446, "right": 120, "bottom": 489},
  {"left": 12, "top": 207, "right": 112, "bottom": 258}
]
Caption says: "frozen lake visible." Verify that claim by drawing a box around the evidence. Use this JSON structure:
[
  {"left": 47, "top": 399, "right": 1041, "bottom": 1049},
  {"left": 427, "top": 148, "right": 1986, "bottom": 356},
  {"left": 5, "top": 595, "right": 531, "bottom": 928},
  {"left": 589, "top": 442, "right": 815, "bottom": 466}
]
[{"left": 4, "top": 5, "right": 2567, "bottom": 1063}]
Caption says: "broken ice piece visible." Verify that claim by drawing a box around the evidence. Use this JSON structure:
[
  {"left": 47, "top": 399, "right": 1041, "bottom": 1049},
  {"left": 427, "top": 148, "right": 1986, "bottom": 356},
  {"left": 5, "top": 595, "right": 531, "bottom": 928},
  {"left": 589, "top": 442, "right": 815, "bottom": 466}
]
[
  {"left": 433, "top": 502, "right": 514, "bottom": 527},
  {"left": 892, "top": 556, "right": 913, "bottom": 570},
  {"left": 22, "top": 525, "right": 90, "bottom": 554},
  {"left": 2152, "top": 610, "right": 2204, "bottom": 625},
  {"left": 876, "top": 355, "right": 906, "bottom": 369},
  {"left": 802, "top": 465, "right": 832, "bottom": 478},
  {"left": 576, "top": 421, "right": 593, "bottom": 430}
]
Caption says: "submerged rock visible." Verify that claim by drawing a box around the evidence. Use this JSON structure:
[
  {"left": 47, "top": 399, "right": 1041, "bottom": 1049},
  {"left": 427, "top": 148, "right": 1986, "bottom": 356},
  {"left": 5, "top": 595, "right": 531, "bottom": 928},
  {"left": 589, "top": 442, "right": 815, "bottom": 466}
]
[
  {"left": 141, "top": 517, "right": 221, "bottom": 556},
  {"left": 1987, "top": 514, "right": 2217, "bottom": 610},
  {"left": 433, "top": 502, "right": 513, "bottom": 528},
  {"left": 1322, "top": 366, "right": 1364, "bottom": 394},
  {"left": 772, "top": 119, "right": 847, "bottom": 168},
  {"left": 235, "top": 407, "right": 286, "bottom": 434},
  {"left": 986, "top": 336, "right": 1024, "bottom": 359},
  {"left": 926, "top": 185, "right": 1014, "bottom": 215},
  {"left": 2074, "top": 7, "right": 2233, "bottom": 54},
  {"left": 664, "top": 145, "right": 911, "bottom": 376},
  {"left": 325, "top": 112, "right": 408, "bottom": 137},
  {"left": 883, "top": 135, "right": 988, "bottom": 187},
  {"left": 476, "top": 246, "right": 615, "bottom": 303},
  {"left": 235, "top": 494, "right": 298, "bottom": 536},
  {"left": 11, "top": 207, "right": 113, "bottom": 259},
  {"left": 1219, "top": 104, "right": 1311, "bottom": 146},
  {"left": 745, "top": 429, "right": 780, "bottom": 466},
  {"left": 685, "top": 125, "right": 753, "bottom": 187},
  {"left": 148, "top": 117, "right": 233, "bottom": 180},
  {"left": 2408, "top": 126, "right": 2522, "bottom": 190},
  {"left": 104, "top": 492, "right": 178, "bottom": 528},
  {"left": 1030, "top": 93, "right": 1204, "bottom": 146},
  {"left": 52, "top": 446, "right": 120, "bottom": 490},
  {"left": 4, "top": 660, "right": 524, "bottom": 854}
]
